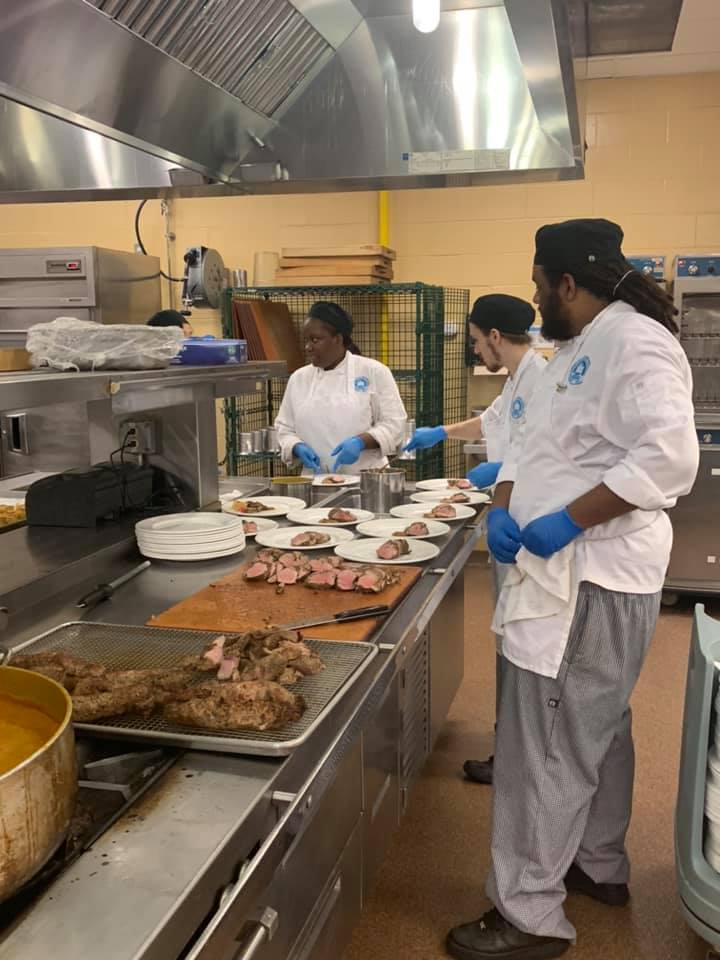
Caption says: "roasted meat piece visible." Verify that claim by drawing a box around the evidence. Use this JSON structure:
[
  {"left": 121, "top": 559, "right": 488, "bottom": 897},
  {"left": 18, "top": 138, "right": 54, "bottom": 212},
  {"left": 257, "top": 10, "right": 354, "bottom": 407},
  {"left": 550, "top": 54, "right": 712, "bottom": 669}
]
[
  {"left": 424, "top": 503, "right": 456, "bottom": 519},
  {"left": 447, "top": 478, "right": 472, "bottom": 489},
  {"left": 336, "top": 568, "right": 359, "bottom": 591},
  {"left": 163, "top": 680, "right": 305, "bottom": 732},
  {"left": 11, "top": 651, "right": 106, "bottom": 692},
  {"left": 320, "top": 508, "right": 357, "bottom": 524},
  {"left": 393, "top": 522, "right": 429, "bottom": 537},
  {"left": 290, "top": 530, "right": 331, "bottom": 547},
  {"left": 376, "top": 538, "right": 411, "bottom": 561},
  {"left": 442, "top": 492, "right": 470, "bottom": 504},
  {"left": 321, "top": 475, "right": 347, "bottom": 485},
  {"left": 245, "top": 561, "right": 272, "bottom": 581},
  {"left": 305, "top": 570, "right": 337, "bottom": 589},
  {"left": 357, "top": 567, "right": 400, "bottom": 593},
  {"left": 231, "top": 500, "right": 269, "bottom": 514},
  {"left": 242, "top": 520, "right": 258, "bottom": 535}
]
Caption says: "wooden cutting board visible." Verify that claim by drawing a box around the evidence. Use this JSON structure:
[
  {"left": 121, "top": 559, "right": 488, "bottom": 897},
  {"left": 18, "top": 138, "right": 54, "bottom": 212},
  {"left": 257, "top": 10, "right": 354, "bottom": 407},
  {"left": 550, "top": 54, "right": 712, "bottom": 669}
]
[{"left": 147, "top": 564, "right": 423, "bottom": 642}]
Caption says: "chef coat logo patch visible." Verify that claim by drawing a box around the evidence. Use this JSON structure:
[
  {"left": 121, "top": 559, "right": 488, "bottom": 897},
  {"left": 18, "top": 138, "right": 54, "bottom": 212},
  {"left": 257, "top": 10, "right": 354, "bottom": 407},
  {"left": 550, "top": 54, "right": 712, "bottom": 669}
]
[
  {"left": 511, "top": 397, "right": 525, "bottom": 420},
  {"left": 354, "top": 376, "right": 370, "bottom": 392},
  {"left": 568, "top": 356, "right": 591, "bottom": 386}
]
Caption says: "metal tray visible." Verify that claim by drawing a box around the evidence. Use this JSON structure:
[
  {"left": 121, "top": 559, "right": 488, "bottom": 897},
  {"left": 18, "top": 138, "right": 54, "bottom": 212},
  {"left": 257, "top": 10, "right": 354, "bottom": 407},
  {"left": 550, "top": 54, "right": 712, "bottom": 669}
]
[{"left": 10, "top": 622, "right": 377, "bottom": 757}]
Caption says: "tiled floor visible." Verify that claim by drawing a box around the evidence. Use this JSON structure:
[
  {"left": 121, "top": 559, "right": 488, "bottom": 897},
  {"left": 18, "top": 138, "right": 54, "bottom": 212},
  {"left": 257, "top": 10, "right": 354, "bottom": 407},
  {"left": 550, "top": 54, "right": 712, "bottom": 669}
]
[{"left": 342, "top": 559, "right": 718, "bottom": 960}]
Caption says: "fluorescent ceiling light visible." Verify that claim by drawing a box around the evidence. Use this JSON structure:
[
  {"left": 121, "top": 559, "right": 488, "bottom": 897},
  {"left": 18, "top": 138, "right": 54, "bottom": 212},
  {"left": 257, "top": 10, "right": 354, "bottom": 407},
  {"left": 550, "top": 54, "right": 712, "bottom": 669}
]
[{"left": 413, "top": 0, "right": 441, "bottom": 34}]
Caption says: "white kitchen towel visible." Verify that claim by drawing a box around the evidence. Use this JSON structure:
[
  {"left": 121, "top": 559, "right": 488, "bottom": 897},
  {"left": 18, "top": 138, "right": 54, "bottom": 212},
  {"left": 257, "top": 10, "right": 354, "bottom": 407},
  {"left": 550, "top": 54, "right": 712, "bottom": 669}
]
[{"left": 491, "top": 543, "right": 579, "bottom": 679}]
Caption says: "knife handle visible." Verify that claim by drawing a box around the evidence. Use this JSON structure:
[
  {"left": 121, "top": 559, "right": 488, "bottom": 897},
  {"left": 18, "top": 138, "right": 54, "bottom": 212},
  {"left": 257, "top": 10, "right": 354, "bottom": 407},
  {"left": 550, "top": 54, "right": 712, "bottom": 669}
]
[
  {"left": 334, "top": 605, "right": 391, "bottom": 621},
  {"left": 76, "top": 584, "right": 112, "bottom": 609}
]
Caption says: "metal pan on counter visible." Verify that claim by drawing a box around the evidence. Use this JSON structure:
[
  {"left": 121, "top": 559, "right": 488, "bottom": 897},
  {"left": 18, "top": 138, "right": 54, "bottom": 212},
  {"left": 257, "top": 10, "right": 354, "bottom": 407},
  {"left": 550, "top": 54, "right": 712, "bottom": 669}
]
[{"left": 6, "top": 623, "right": 378, "bottom": 758}]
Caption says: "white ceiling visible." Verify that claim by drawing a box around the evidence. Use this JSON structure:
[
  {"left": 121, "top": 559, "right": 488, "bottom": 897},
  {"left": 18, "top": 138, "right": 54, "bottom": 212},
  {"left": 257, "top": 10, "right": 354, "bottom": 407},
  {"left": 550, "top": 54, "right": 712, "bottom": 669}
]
[{"left": 578, "top": 0, "right": 720, "bottom": 78}]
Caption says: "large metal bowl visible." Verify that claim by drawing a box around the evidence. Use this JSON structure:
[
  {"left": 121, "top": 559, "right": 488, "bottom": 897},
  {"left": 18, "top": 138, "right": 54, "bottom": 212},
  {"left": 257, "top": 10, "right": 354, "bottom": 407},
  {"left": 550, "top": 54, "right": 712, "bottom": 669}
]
[{"left": 0, "top": 665, "right": 77, "bottom": 903}]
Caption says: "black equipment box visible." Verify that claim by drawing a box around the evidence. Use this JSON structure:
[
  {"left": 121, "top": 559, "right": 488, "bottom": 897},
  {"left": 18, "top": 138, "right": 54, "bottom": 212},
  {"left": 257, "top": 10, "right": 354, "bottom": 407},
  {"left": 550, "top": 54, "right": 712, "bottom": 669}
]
[{"left": 26, "top": 463, "right": 154, "bottom": 527}]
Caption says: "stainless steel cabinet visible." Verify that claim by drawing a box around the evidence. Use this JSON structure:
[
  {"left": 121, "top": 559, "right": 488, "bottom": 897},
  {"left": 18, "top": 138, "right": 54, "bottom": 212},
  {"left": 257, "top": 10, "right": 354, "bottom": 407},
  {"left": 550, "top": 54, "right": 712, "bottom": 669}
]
[
  {"left": 666, "top": 443, "right": 720, "bottom": 594},
  {"left": 429, "top": 572, "right": 465, "bottom": 748}
]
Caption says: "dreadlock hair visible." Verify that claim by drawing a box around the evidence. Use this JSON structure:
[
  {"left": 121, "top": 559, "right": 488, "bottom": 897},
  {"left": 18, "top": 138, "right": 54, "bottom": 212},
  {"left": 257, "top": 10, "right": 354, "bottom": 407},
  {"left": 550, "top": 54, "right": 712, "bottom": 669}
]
[{"left": 544, "top": 260, "right": 679, "bottom": 335}]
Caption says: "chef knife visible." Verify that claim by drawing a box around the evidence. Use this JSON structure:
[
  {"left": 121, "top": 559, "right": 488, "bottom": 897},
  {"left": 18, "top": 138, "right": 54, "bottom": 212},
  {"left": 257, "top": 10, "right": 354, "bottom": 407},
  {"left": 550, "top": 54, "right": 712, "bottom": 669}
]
[
  {"left": 278, "top": 604, "right": 392, "bottom": 631},
  {"left": 76, "top": 560, "right": 151, "bottom": 609}
]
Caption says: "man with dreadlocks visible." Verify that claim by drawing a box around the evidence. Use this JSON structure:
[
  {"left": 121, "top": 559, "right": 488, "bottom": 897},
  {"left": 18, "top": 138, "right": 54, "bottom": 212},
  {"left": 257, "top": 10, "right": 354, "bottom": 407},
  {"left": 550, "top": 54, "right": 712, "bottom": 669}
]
[{"left": 446, "top": 219, "right": 699, "bottom": 960}]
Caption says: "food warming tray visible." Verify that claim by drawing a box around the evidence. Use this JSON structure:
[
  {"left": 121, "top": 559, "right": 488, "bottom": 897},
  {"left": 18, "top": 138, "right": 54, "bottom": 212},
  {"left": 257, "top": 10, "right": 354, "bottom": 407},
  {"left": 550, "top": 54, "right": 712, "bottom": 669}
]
[{"left": 10, "top": 622, "right": 378, "bottom": 757}]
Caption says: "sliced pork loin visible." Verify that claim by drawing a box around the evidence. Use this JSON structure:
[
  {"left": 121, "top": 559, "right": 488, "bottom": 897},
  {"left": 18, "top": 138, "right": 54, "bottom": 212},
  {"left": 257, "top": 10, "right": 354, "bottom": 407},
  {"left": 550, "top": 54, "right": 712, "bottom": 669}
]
[
  {"left": 277, "top": 566, "right": 299, "bottom": 586},
  {"left": 321, "top": 507, "right": 357, "bottom": 524},
  {"left": 291, "top": 530, "right": 331, "bottom": 548},
  {"left": 447, "top": 478, "right": 472, "bottom": 489},
  {"left": 309, "top": 557, "right": 336, "bottom": 574},
  {"left": 425, "top": 503, "right": 456, "bottom": 519},
  {"left": 393, "top": 522, "right": 429, "bottom": 537},
  {"left": 442, "top": 492, "right": 470, "bottom": 504},
  {"left": 305, "top": 570, "right": 337, "bottom": 589},
  {"left": 376, "top": 538, "right": 411, "bottom": 561},
  {"left": 336, "top": 568, "right": 360, "bottom": 591},
  {"left": 356, "top": 567, "right": 386, "bottom": 593},
  {"left": 245, "top": 561, "right": 271, "bottom": 581}
]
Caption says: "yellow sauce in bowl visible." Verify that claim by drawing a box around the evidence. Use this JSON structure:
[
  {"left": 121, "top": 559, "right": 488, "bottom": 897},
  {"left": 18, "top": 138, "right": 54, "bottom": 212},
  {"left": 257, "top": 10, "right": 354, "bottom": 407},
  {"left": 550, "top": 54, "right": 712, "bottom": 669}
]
[{"left": 0, "top": 693, "right": 60, "bottom": 776}]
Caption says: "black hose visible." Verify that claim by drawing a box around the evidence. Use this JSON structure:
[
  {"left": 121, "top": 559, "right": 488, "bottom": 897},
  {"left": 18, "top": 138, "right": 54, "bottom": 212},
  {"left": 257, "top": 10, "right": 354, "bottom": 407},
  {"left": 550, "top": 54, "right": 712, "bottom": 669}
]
[{"left": 134, "top": 199, "right": 185, "bottom": 283}]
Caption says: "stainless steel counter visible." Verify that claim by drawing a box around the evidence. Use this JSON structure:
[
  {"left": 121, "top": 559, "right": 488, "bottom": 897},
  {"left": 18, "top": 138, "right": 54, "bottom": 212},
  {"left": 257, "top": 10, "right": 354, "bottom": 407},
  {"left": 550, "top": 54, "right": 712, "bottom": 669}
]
[{"left": 0, "top": 484, "right": 484, "bottom": 960}]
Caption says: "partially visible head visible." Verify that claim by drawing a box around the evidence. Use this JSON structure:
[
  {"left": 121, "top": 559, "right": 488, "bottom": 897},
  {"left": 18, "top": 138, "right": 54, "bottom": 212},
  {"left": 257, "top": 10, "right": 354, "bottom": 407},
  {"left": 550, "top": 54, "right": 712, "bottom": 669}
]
[
  {"left": 303, "top": 301, "right": 361, "bottom": 368},
  {"left": 147, "top": 309, "right": 193, "bottom": 337},
  {"left": 467, "top": 294, "right": 535, "bottom": 372},
  {"left": 532, "top": 218, "right": 678, "bottom": 340}
]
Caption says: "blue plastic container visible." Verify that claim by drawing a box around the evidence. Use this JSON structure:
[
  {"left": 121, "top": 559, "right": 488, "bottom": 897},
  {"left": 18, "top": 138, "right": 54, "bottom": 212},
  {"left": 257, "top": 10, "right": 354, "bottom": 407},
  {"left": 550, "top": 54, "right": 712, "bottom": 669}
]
[{"left": 175, "top": 336, "right": 248, "bottom": 365}]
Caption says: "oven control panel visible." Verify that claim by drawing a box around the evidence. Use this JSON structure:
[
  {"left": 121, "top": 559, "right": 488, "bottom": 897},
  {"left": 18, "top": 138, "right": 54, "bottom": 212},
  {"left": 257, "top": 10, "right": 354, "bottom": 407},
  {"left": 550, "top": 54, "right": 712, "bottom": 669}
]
[
  {"left": 628, "top": 255, "right": 665, "bottom": 281},
  {"left": 676, "top": 255, "right": 720, "bottom": 278}
]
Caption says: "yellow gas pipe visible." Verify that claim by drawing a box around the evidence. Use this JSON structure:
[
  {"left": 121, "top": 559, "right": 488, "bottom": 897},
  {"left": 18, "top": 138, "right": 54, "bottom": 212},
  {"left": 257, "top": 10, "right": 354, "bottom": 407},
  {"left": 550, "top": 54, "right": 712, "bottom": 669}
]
[{"left": 378, "top": 191, "right": 390, "bottom": 364}]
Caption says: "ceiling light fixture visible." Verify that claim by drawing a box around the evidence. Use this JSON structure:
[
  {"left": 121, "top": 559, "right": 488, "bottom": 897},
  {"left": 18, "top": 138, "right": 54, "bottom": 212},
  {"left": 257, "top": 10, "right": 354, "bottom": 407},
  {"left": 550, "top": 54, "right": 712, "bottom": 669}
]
[{"left": 412, "top": 0, "right": 441, "bottom": 34}]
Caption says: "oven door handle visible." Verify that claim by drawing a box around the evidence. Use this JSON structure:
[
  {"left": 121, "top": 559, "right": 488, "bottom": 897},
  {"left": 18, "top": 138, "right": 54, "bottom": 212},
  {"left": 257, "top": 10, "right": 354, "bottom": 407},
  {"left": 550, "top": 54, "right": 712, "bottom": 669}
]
[{"left": 231, "top": 907, "right": 279, "bottom": 960}]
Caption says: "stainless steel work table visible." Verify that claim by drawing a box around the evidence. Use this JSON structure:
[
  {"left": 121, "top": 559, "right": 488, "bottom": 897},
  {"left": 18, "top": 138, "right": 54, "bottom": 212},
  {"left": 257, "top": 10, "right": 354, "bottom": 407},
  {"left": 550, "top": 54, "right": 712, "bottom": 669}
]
[{"left": 0, "top": 484, "right": 484, "bottom": 960}]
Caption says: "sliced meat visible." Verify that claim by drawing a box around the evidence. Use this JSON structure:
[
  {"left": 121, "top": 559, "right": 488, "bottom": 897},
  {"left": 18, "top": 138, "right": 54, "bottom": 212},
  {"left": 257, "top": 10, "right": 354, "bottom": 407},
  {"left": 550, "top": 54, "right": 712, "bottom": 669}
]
[
  {"left": 425, "top": 503, "right": 456, "bottom": 519},
  {"left": 203, "top": 636, "right": 226, "bottom": 667},
  {"left": 163, "top": 680, "right": 305, "bottom": 732},
  {"left": 357, "top": 569, "right": 384, "bottom": 593},
  {"left": 245, "top": 561, "right": 270, "bottom": 581},
  {"left": 336, "top": 568, "right": 359, "bottom": 591},
  {"left": 321, "top": 475, "right": 346, "bottom": 485},
  {"left": 305, "top": 570, "right": 337, "bottom": 589},
  {"left": 321, "top": 508, "right": 357, "bottom": 524},
  {"left": 377, "top": 538, "right": 410, "bottom": 561},
  {"left": 442, "top": 492, "right": 470, "bottom": 504},
  {"left": 309, "top": 557, "right": 335, "bottom": 573},
  {"left": 291, "top": 531, "right": 331, "bottom": 548},
  {"left": 217, "top": 657, "right": 238, "bottom": 681},
  {"left": 393, "top": 522, "right": 429, "bottom": 537},
  {"left": 266, "top": 563, "right": 279, "bottom": 585},
  {"left": 242, "top": 520, "right": 258, "bottom": 535},
  {"left": 257, "top": 548, "right": 282, "bottom": 563},
  {"left": 277, "top": 567, "right": 299, "bottom": 586},
  {"left": 447, "top": 478, "right": 472, "bottom": 489}
]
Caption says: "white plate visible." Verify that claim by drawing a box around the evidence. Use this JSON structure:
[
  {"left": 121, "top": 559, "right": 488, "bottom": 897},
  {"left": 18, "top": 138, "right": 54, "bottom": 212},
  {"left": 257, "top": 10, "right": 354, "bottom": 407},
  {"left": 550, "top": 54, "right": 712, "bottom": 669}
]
[
  {"left": 137, "top": 524, "right": 249, "bottom": 547},
  {"left": 390, "top": 503, "right": 476, "bottom": 522},
  {"left": 410, "top": 490, "right": 490, "bottom": 505},
  {"left": 334, "top": 537, "right": 440, "bottom": 565},
  {"left": 138, "top": 541, "right": 247, "bottom": 561},
  {"left": 221, "top": 496, "right": 307, "bottom": 518},
  {"left": 138, "top": 534, "right": 246, "bottom": 556},
  {"left": 356, "top": 518, "right": 450, "bottom": 540},
  {"left": 136, "top": 512, "right": 244, "bottom": 537},
  {"left": 415, "top": 478, "right": 478, "bottom": 492},
  {"left": 312, "top": 474, "right": 361, "bottom": 487},
  {"left": 237, "top": 517, "right": 279, "bottom": 538},
  {"left": 286, "top": 507, "right": 375, "bottom": 527},
  {"left": 255, "top": 525, "right": 356, "bottom": 551}
]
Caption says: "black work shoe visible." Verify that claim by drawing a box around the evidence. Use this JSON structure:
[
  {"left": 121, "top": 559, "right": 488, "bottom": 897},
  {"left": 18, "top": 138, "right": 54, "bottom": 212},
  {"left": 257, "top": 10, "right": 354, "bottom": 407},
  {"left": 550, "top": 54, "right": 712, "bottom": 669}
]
[
  {"left": 446, "top": 908, "right": 570, "bottom": 960},
  {"left": 565, "top": 862, "right": 630, "bottom": 907},
  {"left": 463, "top": 756, "right": 494, "bottom": 785}
]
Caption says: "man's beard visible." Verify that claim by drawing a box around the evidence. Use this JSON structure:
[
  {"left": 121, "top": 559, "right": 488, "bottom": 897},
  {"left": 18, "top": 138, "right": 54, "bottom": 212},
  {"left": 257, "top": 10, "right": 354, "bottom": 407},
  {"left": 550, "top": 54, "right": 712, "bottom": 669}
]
[
  {"left": 540, "top": 289, "right": 574, "bottom": 341},
  {"left": 483, "top": 341, "right": 503, "bottom": 373}
]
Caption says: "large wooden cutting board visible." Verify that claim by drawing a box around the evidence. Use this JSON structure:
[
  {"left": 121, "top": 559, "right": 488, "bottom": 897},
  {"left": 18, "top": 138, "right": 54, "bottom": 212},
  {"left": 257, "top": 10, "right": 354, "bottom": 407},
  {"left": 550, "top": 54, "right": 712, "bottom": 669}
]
[{"left": 147, "top": 564, "right": 423, "bottom": 641}]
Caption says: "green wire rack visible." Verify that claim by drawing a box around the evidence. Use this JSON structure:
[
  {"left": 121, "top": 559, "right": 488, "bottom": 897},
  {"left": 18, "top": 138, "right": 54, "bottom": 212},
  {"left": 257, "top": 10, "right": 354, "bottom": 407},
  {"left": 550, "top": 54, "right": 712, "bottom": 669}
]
[{"left": 222, "top": 282, "right": 469, "bottom": 481}]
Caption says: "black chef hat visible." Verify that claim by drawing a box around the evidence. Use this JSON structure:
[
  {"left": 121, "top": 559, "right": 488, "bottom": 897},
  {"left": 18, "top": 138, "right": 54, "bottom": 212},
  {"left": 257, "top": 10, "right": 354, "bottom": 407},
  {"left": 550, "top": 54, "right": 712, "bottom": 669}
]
[
  {"left": 534, "top": 218, "right": 625, "bottom": 273},
  {"left": 468, "top": 294, "right": 535, "bottom": 335}
]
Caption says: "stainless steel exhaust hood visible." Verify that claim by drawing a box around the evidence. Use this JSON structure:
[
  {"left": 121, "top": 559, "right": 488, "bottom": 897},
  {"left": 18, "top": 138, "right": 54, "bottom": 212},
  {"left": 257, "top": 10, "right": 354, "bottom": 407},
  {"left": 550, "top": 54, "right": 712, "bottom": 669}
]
[{"left": 0, "top": 0, "right": 583, "bottom": 201}]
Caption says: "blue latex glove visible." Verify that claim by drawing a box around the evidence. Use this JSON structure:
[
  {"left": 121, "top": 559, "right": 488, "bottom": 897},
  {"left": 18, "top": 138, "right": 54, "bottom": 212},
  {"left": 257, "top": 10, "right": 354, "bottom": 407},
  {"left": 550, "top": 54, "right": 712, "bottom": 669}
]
[
  {"left": 486, "top": 508, "right": 522, "bottom": 564},
  {"left": 467, "top": 461, "right": 502, "bottom": 489},
  {"left": 404, "top": 425, "right": 447, "bottom": 452},
  {"left": 521, "top": 508, "right": 584, "bottom": 559},
  {"left": 293, "top": 442, "right": 321, "bottom": 472},
  {"left": 331, "top": 436, "right": 365, "bottom": 471}
]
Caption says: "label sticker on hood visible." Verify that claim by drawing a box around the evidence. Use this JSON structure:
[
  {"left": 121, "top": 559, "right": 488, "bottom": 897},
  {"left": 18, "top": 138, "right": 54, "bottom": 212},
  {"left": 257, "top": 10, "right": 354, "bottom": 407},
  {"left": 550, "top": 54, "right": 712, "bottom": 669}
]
[{"left": 405, "top": 149, "right": 510, "bottom": 174}]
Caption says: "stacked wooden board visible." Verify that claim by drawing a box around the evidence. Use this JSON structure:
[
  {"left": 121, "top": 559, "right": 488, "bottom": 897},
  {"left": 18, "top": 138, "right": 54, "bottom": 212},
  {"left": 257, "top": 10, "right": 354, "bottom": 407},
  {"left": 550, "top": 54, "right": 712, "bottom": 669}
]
[
  {"left": 276, "top": 244, "right": 396, "bottom": 286},
  {"left": 231, "top": 299, "right": 305, "bottom": 373}
]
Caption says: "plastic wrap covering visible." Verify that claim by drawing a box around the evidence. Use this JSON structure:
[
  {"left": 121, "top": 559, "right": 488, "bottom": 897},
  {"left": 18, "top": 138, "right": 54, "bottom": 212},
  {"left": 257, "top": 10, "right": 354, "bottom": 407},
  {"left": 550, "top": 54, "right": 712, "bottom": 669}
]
[{"left": 26, "top": 317, "right": 183, "bottom": 371}]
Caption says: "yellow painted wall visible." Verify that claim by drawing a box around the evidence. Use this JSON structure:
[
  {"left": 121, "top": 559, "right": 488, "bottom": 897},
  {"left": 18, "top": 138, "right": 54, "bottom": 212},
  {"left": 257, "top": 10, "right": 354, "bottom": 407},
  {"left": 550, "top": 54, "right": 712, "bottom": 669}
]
[{"left": 2, "top": 72, "right": 720, "bottom": 362}]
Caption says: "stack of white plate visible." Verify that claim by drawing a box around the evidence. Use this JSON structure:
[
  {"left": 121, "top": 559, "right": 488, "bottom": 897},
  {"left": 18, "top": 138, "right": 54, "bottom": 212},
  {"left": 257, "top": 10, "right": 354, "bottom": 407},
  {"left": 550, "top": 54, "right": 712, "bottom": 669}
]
[
  {"left": 135, "top": 513, "right": 247, "bottom": 561},
  {"left": 704, "top": 694, "right": 720, "bottom": 871}
]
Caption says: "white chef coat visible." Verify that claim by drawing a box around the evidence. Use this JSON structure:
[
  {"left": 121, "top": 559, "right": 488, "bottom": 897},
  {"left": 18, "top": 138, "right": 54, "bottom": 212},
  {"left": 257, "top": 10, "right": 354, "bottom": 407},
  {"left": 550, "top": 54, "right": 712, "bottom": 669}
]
[
  {"left": 275, "top": 352, "right": 407, "bottom": 474},
  {"left": 496, "top": 300, "right": 699, "bottom": 677},
  {"left": 480, "top": 349, "right": 546, "bottom": 461}
]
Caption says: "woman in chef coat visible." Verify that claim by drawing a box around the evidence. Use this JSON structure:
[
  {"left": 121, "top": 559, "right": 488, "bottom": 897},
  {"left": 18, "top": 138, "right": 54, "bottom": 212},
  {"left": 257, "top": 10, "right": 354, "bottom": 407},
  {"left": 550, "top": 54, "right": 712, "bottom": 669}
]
[{"left": 275, "top": 301, "right": 407, "bottom": 474}]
